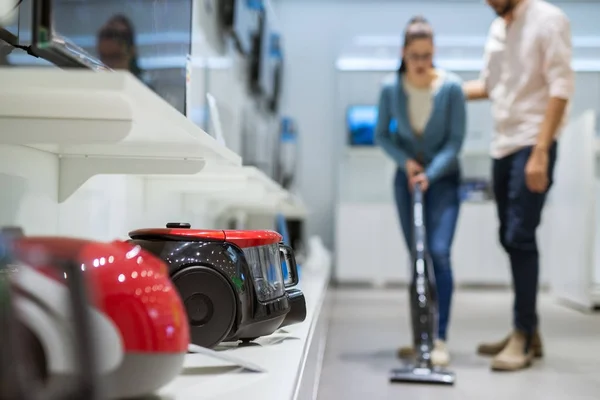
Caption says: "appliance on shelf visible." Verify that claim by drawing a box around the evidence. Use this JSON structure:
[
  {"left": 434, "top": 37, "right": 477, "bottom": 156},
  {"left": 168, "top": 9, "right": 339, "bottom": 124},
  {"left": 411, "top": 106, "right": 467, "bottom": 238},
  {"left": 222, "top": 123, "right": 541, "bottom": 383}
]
[
  {"left": 128, "top": 222, "right": 306, "bottom": 349},
  {"left": 241, "top": 103, "right": 275, "bottom": 175},
  {"left": 257, "top": 1, "right": 280, "bottom": 106},
  {"left": 347, "top": 104, "right": 378, "bottom": 146},
  {"left": 219, "top": 0, "right": 262, "bottom": 56},
  {"left": 275, "top": 116, "right": 297, "bottom": 189},
  {"left": 4, "top": 227, "right": 189, "bottom": 400},
  {"left": 0, "top": 231, "right": 102, "bottom": 400},
  {"left": 269, "top": 48, "right": 283, "bottom": 113}
]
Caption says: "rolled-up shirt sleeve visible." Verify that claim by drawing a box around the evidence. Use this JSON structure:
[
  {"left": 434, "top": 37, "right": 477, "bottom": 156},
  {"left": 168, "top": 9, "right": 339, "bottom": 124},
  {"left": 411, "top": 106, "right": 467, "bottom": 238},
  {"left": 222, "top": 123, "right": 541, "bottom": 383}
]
[
  {"left": 479, "top": 19, "right": 503, "bottom": 95},
  {"left": 541, "top": 14, "right": 574, "bottom": 100},
  {"left": 480, "top": 35, "right": 493, "bottom": 92}
]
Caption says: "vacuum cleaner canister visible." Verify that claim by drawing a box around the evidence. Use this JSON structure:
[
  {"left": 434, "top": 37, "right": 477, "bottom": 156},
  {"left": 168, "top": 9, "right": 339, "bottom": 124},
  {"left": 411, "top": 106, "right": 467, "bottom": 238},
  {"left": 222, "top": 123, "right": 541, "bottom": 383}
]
[
  {"left": 389, "top": 185, "right": 456, "bottom": 386},
  {"left": 1, "top": 234, "right": 102, "bottom": 400},
  {"left": 6, "top": 228, "right": 190, "bottom": 399},
  {"left": 128, "top": 223, "right": 307, "bottom": 349}
]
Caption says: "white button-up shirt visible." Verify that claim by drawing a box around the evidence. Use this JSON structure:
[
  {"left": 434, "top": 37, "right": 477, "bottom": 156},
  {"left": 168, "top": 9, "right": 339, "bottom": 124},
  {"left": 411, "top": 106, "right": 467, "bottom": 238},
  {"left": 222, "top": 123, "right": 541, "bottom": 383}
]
[{"left": 481, "top": 0, "right": 574, "bottom": 159}]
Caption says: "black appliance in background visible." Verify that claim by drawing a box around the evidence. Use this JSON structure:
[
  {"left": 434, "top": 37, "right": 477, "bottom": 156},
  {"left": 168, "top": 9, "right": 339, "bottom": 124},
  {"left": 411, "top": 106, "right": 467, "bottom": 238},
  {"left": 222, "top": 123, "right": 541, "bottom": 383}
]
[
  {"left": 248, "top": 9, "right": 263, "bottom": 95},
  {"left": 256, "top": 4, "right": 272, "bottom": 98},
  {"left": 269, "top": 51, "right": 283, "bottom": 113},
  {"left": 285, "top": 218, "right": 305, "bottom": 255},
  {"left": 218, "top": 0, "right": 235, "bottom": 29},
  {"left": 252, "top": 2, "right": 280, "bottom": 110},
  {"left": 219, "top": 0, "right": 261, "bottom": 57},
  {"left": 274, "top": 117, "right": 297, "bottom": 190}
]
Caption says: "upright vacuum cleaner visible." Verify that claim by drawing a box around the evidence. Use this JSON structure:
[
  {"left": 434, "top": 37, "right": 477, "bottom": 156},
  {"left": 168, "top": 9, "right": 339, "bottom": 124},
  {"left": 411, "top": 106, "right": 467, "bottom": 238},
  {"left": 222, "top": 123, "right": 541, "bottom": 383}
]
[{"left": 389, "top": 183, "right": 455, "bottom": 385}]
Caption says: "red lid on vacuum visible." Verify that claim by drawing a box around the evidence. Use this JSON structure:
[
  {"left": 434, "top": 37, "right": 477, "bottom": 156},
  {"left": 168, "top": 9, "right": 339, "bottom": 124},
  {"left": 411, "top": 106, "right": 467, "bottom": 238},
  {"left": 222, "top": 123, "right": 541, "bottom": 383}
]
[{"left": 129, "top": 223, "right": 283, "bottom": 248}]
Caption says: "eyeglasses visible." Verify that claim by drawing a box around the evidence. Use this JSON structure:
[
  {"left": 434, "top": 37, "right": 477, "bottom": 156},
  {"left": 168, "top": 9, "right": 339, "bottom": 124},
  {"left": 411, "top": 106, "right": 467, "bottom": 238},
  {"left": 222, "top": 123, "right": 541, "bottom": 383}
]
[{"left": 405, "top": 53, "right": 433, "bottom": 62}]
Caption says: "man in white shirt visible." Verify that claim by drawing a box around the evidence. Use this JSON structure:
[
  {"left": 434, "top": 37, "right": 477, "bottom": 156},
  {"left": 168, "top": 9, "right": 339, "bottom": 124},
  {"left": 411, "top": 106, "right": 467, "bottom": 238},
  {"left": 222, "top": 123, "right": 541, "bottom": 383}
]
[{"left": 463, "top": 0, "right": 574, "bottom": 371}]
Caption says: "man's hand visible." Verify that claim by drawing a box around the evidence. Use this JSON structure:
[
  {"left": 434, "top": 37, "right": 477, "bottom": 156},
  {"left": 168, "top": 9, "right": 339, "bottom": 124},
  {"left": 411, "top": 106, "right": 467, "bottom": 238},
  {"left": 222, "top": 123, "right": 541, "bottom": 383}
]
[
  {"left": 410, "top": 173, "right": 429, "bottom": 192},
  {"left": 525, "top": 147, "right": 549, "bottom": 193},
  {"left": 463, "top": 80, "right": 488, "bottom": 101}
]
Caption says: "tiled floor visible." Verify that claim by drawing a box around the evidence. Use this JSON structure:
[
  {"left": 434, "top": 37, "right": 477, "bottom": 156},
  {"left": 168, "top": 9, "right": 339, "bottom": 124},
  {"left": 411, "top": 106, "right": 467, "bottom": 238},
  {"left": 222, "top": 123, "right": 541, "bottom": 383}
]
[{"left": 317, "top": 288, "right": 600, "bottom": 400}]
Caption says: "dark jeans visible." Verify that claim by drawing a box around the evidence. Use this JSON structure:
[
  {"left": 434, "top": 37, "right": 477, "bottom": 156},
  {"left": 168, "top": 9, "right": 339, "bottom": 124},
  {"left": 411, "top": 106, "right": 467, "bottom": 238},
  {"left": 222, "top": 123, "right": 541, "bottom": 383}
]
[
  {"left": 492, "top": 143, "right": 558, "bottom": 336},
  {"left": 394, "top": 169, "right": 461, "bottom": 341}
]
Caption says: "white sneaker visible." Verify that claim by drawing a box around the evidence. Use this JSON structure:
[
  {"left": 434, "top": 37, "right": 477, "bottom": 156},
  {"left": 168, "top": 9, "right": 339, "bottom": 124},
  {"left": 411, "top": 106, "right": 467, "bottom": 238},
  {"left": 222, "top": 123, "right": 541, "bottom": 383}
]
[{"left": 431, "top": 339, "right": 450, "bottom": 367}]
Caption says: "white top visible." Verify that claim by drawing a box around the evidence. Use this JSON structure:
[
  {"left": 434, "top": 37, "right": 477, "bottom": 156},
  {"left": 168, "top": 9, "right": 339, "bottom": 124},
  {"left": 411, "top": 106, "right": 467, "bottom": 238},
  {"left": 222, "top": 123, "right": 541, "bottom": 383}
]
[
  {"left": 481, "top": 0, "right": 575, "bottom": 158},
  {"left": 403, "top": 70, "right": 445, "bottom": 135}
]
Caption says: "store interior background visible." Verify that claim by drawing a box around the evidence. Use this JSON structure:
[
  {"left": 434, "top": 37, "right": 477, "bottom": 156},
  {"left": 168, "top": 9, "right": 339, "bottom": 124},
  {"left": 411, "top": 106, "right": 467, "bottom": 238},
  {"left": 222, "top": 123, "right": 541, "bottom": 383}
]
[
  {"left": 2, "top": 0, "right": 600, "bottom": 308},
  {"left": 2, "top": 0, "right": 600, "bottom": 397}
]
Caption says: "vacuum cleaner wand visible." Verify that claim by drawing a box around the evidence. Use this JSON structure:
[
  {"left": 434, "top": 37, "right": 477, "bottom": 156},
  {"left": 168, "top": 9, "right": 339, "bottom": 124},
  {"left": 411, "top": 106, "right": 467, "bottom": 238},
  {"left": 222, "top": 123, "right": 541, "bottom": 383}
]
[{"left": 389, "top": 183, "right": 456, "bottom": 385}]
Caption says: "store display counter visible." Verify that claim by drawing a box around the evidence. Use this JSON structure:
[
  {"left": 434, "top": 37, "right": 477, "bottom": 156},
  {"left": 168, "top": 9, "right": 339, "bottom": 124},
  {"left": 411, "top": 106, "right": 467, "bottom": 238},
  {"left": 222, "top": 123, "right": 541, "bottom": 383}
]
[{"left": 157, "top": 265, "right": 331, "bottom": 400}]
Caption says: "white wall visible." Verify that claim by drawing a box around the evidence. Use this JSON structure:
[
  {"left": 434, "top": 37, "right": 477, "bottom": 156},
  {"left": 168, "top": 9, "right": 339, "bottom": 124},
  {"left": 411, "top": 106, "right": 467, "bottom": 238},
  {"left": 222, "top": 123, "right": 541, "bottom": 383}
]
[{"left": 275, "top": 0, "right": 600, "bottom": 249}]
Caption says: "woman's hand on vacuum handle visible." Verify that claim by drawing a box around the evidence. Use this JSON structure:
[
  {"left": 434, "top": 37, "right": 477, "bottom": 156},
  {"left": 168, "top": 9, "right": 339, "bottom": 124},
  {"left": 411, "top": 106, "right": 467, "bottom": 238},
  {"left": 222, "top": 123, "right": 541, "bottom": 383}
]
[
  {"left": 405, "top": 159, "right": 428, "bottom": 191},
  {"left": 405, "top": 159, "right": 423, "bottom": 178},
  {"left": 410, "top": 173, "right": 429, "bottom": 192}
]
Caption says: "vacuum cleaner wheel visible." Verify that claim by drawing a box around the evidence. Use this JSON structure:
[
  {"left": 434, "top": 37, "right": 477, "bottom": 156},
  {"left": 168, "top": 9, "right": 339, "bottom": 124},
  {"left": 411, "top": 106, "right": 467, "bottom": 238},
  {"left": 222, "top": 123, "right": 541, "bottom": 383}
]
[{"left": 172, "top": 266, "right": 237, "bottom": 348}]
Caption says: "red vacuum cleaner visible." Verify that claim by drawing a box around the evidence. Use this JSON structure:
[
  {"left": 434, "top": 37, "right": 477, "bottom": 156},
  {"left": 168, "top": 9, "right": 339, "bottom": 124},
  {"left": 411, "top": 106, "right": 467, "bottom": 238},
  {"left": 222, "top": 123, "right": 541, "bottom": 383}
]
[
  {"left": 3, "top": 227, "right": 190, "bottom": 399},
  {"left": 1, "top": 231, "right": 101, "bottom": 400}
]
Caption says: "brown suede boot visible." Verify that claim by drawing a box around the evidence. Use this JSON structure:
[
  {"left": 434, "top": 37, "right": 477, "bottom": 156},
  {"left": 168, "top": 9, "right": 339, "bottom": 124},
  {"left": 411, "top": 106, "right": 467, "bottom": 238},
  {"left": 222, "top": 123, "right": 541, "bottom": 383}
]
[
  {"left": 477, "top": 330, "right": 543, "bottom": 358},
  {"left": 490, "top": 331, "right": 535, "bottom": 371}
]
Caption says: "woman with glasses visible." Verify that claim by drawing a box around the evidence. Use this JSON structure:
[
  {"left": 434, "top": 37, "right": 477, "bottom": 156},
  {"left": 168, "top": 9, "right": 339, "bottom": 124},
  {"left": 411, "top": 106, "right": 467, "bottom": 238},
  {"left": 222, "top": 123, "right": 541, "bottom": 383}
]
[{"left": 374, "top": 16, "right": 467, "bottom": 366}]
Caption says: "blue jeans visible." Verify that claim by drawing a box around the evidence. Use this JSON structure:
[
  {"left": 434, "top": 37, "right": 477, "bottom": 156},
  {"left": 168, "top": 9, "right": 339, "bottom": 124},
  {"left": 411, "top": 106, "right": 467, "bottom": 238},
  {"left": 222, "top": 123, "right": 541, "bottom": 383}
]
[
  {"left": 394, "top": 169, "right": 460, "bottom": 341},
  {"left": 493, "top": 143, "right": 557, "bottom": 336}
]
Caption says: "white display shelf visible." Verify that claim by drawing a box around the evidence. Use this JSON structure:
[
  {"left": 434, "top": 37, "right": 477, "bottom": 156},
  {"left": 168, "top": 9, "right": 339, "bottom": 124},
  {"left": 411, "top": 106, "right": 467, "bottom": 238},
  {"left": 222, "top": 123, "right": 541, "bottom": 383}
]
[
  {"left": 142, "top": 165, "right": 307, "bottom": 217},
  {"left": 158, "top": 264, "right": 331, "bottom": 400},
  {"left": 0, "top": 68, "right": 239, "bottom": 163},
  {"left": 144, "top": 167, "right": 249, "bottom": 194},
  {"left": 0, "top": 68, "right": 242, "bottom": 201},
  {"left": 223, "top": 198, "right": 307, "bottom": 218},
  {"left": 245, "top": 166, "right": 284, "bottom": 194},
  {"left": 279, "top": 194, "right": 308, "bottom": 219},
  {"left": 142, "top": 166, "right": 282, "bottom": 200},
  {"left": 213, "top": 173, "right": 307, "bottom": 217}
]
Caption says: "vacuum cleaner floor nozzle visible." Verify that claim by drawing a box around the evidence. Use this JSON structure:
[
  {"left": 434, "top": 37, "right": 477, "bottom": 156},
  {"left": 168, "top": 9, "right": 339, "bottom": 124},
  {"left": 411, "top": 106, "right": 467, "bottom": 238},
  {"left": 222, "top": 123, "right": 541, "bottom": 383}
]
[{"left": 389, "top": 366, "right": 455, "bottom": 385}]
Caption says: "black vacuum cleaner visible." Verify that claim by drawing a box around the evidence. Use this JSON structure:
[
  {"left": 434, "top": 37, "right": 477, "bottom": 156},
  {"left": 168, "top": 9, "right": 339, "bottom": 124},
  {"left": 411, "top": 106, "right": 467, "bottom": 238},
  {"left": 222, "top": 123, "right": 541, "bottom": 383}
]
[{"left": 389, "top": 183, "right": 455, "bottom": 386}]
